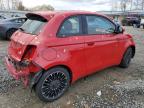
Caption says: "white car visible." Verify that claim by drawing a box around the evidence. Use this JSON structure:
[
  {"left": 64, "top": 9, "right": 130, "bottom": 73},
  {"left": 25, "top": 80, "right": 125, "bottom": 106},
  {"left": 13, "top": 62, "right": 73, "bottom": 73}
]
[{"left": 140, "top": 19, "right": 144, "bottom": 29}]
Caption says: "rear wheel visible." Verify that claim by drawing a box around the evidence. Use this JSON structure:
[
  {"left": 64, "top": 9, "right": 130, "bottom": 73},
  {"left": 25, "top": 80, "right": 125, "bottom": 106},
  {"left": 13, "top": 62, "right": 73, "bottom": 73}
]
[
  {"left": 119, "top": 47, "right": 133, "bottom": 68},
  {"left": 137, "top": 24, "right": 140, "bottom": 28},
  {"left": 133, "top": 24, "right": 136, "bottom": 28},
  {"left": 6, "top": 29, "right": 17, "bottom": 40},
  {"left": 35, "top": 67, "right": 70, "bottom": 102}
]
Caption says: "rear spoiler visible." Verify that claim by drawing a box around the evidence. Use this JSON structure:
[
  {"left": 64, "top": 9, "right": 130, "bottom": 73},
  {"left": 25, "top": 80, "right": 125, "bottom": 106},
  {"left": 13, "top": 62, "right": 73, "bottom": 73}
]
[{"left": 26, "top": 13, "right": 47, "bottom": 22}]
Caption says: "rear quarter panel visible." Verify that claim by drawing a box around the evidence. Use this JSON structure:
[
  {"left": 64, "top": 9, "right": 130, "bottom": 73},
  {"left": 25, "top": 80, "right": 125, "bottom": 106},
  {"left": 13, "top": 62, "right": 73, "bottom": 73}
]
[{"left": 32, "top": 38, "right": 86, "bottom": 83}]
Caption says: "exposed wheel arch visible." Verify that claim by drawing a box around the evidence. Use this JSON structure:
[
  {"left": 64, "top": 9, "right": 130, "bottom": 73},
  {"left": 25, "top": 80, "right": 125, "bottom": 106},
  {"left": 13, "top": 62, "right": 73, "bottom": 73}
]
[
  {"left": 130, "top": 45, "right": 135, "bottom": 58},
  {"left": 6, "top": 28, "right": 17, "bottom": 40},
  {"left": 119, "top": 45, "right": 135, "bottom": 68},
  {"left": 35, "top": 67, "right": 71, "bottom": 102},
  {"left": 119, "top": 47, "right": 133, "bottom": 68},
  {"left": 30, "top": 62, "right": 74, "bottom": 90},
  {"left": 31, "top": 65, "right": 73, "bottom": 91},
  {"left": 122, "top": 45, "right": 135, "bottom": 59}
]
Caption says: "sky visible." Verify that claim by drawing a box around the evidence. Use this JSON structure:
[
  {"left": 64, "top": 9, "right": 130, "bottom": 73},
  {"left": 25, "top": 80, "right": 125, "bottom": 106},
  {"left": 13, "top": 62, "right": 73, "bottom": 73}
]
[{"left": 21, "top": 0, "right": 112, "bottom": 11}]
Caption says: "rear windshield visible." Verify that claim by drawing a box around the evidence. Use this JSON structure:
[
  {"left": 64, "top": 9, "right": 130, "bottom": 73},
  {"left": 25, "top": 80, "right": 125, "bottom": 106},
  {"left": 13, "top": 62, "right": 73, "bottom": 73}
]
[{"left": 20, "top": 19, "right": 47, "bottom": 35}]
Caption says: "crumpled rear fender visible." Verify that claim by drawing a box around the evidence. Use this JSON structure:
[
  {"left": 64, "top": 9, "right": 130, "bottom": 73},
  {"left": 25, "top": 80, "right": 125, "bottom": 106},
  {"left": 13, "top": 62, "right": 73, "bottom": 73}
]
[
  {"left": 31, "top": 46, "right": 79, "bottom": 83},
  {"left": 31, "top": 43, "right": 86, "bottom": 83},
  {"left": 32, "top": 47, "right": 70, "bottom": 70}
]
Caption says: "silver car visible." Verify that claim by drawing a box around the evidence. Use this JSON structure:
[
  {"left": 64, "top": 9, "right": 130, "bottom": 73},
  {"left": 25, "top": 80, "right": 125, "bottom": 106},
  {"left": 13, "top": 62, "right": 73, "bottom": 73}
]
[{"left": 0, "top": 17, "right": 27, "bottom": 40}]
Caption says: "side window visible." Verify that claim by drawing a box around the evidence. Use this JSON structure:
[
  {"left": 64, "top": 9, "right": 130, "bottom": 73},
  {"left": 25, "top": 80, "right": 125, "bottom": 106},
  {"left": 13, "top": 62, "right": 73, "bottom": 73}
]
[
  {"left": 58, "top": 16, "right": 81, "bottom": 37},
  {"left": 21, "top": 18, "right": 27, "bottom": 23},
  {"left": 12, "top": 18, "right": 26, "bottom": 23},
  {"left": 11, "top": 19, "right": 18, "bottom": 23},
  {"left": 17, "top": 18, "right": 24, "bottom": 23},
  {"left": 17, "top": 19, "right": 22, "bottom": 23},
  {"left": 86, "top": 16, "right": 115, "bottom": 35},
  {"left": 12, "top": 19, "right": 21, "bottom": 23}
]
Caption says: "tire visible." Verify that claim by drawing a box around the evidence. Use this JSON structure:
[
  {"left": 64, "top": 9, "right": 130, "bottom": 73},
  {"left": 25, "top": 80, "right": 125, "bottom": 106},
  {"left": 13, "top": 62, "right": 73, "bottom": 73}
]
[
  {"left": 136, "top": 24, "right": 140, "bottom": 28},
  {"left": 119, "top": 47, "right": 133, "bottom": 68},
  {"left": 133, "top": 24, "right": 136, "bottom": 28},
  {"left": 35, "top": 67, "right": 70, "bottom": 102},
  {"left": 6, "top": 29, "right": 17, "bottom": 40}
]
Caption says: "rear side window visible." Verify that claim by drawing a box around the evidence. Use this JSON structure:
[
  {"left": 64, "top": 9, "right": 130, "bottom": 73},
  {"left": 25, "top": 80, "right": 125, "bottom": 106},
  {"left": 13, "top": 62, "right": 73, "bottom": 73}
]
[
  {"left": 20, "top": 19, "right": 46, "bottom": 35},
  {"left": 12, "top": 18, "right": 27, "bottom": 23},
  {"left": 58, "top": 16, "right": 82, "bottom": 37},
  {"left": 86, "top": 15, "right": 115, "bottom": 35}
]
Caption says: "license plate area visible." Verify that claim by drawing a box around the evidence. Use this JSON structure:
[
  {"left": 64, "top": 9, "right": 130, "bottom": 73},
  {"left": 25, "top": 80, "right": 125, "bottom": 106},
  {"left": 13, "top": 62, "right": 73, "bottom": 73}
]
[{"left": 8, "top": 57, "right": 26, "bottom": 71}]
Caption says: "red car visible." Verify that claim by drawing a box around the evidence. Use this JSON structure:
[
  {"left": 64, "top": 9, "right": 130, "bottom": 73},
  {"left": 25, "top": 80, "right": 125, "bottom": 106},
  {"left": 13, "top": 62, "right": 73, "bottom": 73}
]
[{"left": 5, "top": 11, "right": 135, "bottom": 102}]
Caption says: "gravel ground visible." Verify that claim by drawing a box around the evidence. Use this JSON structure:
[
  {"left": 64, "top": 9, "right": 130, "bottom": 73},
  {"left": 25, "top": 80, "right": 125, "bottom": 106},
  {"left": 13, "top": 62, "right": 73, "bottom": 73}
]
[{"left": 0, "top": 26, "right": 144, "bottom": 108}]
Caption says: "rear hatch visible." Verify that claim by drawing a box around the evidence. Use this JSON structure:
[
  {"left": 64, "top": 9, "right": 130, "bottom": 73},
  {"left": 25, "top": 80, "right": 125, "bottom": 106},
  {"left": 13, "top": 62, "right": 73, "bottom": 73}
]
[
  {"left": 8, "top": 13, "right": 50, "bottom": 61},
  {"left": 8, "top": 32, "right": 36, "bottom": 61}
]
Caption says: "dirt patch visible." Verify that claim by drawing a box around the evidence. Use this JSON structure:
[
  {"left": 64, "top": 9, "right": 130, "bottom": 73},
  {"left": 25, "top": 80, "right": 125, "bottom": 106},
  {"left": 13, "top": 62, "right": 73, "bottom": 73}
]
[{"left": 69, "top": 80, "right": 144, "bottom": 108}]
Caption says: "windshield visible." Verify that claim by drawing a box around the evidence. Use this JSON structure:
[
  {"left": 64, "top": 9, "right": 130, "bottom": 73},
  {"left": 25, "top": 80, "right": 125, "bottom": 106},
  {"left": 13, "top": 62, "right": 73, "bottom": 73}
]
[{"left": 20, "top": 19, "right": 47, "bottom": 35}]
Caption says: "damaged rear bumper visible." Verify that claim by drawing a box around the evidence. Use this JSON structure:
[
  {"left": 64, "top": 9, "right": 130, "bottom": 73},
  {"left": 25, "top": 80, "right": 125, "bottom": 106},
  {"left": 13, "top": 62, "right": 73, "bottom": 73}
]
[{"left": 5, "top": 56, "right": 30, "bottom": 86}]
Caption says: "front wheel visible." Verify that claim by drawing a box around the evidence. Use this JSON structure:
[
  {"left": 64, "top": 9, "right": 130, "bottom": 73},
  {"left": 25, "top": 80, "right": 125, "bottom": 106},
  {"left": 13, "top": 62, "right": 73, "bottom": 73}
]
[
  {"left": 119, "top": 47, "right": 133, "bottom": 68},
  {"left": 35, "top": 67, "right": 70, "bottom": 102}
]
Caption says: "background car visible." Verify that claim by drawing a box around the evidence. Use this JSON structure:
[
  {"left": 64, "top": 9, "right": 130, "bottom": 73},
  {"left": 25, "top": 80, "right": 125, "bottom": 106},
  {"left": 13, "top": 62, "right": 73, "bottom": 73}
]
[
  {"left": 0, "top": 15, "right": 6, "bottom": 20},
  {"left": 122, "top": 17, "right": 140, "bottom": 27},
  {"left": 0, "top": 17, "right": 27, "bottom": 40},
  {"left": 140, "top": 18, "right": 144, "bottom": 29}
]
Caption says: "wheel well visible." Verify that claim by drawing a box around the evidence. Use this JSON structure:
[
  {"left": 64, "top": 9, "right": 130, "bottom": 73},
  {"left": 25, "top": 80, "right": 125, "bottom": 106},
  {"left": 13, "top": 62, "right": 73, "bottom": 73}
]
[
  {"left": 6, "top": 28, "right": 17, "bottom": 38},
  {"left": 130, "top": 46, "right": 135, "bottom": 58},
  {"left": 31, "top": 65, "right": 73, "bottom": 90},
  {"left": 45, "top": 65, "right": 73, "bottom": 84},
  {"left": 7, "top": 28, "right": 17, "bottom": 32}
]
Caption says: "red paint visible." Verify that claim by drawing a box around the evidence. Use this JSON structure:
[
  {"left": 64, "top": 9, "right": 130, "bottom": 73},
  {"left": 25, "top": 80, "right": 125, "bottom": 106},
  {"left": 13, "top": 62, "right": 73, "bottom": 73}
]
[{"left": 5, "top": 11, "right": 135, "bottom": 86}]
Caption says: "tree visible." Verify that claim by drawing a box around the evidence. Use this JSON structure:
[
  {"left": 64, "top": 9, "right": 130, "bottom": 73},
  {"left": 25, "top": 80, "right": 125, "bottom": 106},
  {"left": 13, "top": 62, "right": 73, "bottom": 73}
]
[
  {"left": 120, "top": 0, "right": 128, "bottom": 12},
  {"left": 142, "top": 0, "right": 144, "bottom": 10},
  {"left": 17, "top": 1, "right": 25, "bottom": 10},
  {"left": 111, "top": 0, "right": 144, "bottom": 11},
  {"left": 130, "top": 0, "right": 133, "bottom": 10},
  {"left": 7, "top": 0, "right": 10, "bottom": 9},
  {"left": 31, "top": 5, "right": 54, "bottom": 11}
]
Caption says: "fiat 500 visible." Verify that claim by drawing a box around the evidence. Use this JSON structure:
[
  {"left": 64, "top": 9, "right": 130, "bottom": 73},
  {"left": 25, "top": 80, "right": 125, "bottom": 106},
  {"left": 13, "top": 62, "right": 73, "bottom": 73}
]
[{"left": 5, "top": 11, "right": 135, "bottom": 102}]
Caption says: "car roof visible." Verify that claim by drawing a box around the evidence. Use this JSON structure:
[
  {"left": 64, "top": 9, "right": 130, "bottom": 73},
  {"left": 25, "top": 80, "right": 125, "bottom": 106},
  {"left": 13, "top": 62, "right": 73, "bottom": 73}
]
[
  {"left": 26, "top": 11, "right": 108, "bottom": 21},
  {"left": 3, "top": 17, "right": 27, "bottom": 21},
  {"left": 126, "top": 17, "right": 138, "bottom": 19}
]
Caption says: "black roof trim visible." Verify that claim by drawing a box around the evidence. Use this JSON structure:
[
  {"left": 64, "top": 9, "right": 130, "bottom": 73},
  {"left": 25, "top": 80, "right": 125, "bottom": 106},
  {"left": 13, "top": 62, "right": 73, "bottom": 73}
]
[{"left": 26, "top": 13, "right": 47, "bottom": 22}]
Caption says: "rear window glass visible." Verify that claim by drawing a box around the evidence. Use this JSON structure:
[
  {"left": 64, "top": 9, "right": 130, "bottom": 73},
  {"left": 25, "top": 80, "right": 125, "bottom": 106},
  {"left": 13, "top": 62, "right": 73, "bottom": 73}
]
[{"left": 20, "top": 19, "right": 47, "bottom": 35}]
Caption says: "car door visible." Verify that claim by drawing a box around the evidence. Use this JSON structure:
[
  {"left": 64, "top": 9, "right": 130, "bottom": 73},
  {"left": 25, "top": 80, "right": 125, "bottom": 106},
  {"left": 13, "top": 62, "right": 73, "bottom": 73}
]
[
  {"left": 83, "top": 15, "right": 118, "bottom": 75},
  {"left": 56, "top": 15, "right": 87, "bottom": 79}
]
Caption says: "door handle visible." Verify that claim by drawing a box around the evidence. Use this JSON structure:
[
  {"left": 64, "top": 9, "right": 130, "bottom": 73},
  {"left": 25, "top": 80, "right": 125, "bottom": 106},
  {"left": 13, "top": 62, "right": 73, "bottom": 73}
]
[{"left": 87, "top": 42, "right": 95, "bottom": 46}]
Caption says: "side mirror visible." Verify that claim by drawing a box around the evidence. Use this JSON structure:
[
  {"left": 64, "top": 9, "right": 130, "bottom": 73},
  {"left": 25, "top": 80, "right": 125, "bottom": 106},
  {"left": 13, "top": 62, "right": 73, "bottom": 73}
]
[{"left": 115, "top": 24, "right": 124, "bottom": 34}]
